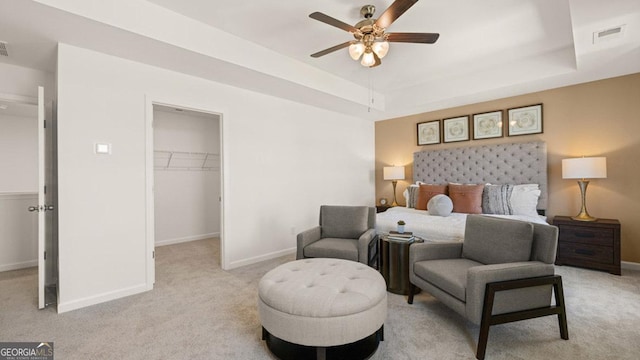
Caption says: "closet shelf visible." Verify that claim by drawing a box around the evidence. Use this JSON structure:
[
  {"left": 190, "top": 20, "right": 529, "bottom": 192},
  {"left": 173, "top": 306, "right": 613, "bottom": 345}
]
[{"left": 154, "top": 150, "right": 219, "bottom": 171}]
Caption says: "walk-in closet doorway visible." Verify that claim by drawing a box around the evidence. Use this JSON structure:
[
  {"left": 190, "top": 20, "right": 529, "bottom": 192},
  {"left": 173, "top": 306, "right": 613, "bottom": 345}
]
[{"left": 150, "top": 104, "right": 222, "bottom": 282}]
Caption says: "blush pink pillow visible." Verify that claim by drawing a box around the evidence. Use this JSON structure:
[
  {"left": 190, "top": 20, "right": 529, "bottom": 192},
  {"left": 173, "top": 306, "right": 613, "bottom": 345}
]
[
  {"left": 416, "top": 184, "right": 448, "bottom": 210},
  {"left": 449, "top": 183, "right": 485, "bottom": 214}
]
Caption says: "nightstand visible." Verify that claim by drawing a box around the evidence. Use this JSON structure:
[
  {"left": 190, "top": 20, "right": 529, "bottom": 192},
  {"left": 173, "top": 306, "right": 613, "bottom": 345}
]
[
  {"left": 376, "top": 205, "right": 391, "bottom": 213},
  {"left": 553, "top": 216, "right": 621, "bottom": 275}
]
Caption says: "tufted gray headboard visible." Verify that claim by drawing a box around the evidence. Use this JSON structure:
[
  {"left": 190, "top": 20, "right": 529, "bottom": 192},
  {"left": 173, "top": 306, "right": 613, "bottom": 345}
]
[{"left": 413, "top": 141, "right": 548, "bottom": 210}]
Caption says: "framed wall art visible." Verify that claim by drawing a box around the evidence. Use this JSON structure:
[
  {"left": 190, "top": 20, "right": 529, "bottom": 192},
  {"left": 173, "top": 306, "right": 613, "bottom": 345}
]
[
  {"left": 473, "top": 110, "right": 503, "bottom": 140},
  {"left": 508, "top": 104, "right": 543, "bottom": 136},
  {"left": 443, "top": 116, "right": 469, "bottom": 143},
  {"left": 417, "top": 120, "right": 441, "bottom": 145}
]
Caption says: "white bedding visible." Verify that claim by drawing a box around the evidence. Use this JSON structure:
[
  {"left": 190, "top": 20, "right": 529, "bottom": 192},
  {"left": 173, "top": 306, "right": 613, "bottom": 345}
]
[{"left": 376, "top": 207, "right": 548, "bottom": 242}]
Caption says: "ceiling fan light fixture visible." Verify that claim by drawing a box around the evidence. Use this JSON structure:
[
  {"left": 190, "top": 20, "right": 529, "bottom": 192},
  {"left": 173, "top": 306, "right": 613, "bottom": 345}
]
[
  {"left": 372, "top": 41, "right": 389, "bottom": 58},
  {"left": 361, "top": 49, "right": 376, "bottom": 67},
  {"left": 349, "top": 42, "right": 365, "bottom": 60}
]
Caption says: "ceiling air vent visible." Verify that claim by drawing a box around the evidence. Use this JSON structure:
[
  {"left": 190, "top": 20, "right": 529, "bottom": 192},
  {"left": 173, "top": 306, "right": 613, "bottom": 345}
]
[
  {"left": 0, "top": 41, "right": 8, "bottom": 57},
  {"left": 593, "top": 25, "right": 626, "bottom": 44}
]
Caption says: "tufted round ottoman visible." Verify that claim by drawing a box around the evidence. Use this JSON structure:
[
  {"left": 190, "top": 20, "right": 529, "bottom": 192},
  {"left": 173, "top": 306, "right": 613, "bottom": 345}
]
[{"left": 258, "top": 258, "right": 387, "bottom": 360}]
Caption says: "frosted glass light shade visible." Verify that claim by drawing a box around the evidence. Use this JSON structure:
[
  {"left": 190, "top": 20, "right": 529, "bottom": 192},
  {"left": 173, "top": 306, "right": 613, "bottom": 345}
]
[
  {"left": 372, "top": 41, "right": 389, "bottom": 58},
  {"left": 361, "top": 51, "right": 375, "bottom": 66},
  {"left": 383, "top": 166, "right": 405, "bottom": 180},
  {"left": 349, "top": 43, "right": 365, "bottom": 60},
  {"left": 562, "top": 157, "right": 607, "bottom": 179}
]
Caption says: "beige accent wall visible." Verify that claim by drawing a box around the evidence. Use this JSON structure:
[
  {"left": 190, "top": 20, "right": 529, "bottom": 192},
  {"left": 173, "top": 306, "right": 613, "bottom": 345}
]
[{"left": 375, "top": 73, "right": 640, "bottom": 263}]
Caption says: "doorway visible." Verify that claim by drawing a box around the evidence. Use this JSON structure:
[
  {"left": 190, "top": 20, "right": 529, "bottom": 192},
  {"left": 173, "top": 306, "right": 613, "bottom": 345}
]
[
  {"left": 0, "top": 91, "right": 57, "bottom": 309},
  {"left": 148, "top": 103, "right": 223, "bottom": 285}
]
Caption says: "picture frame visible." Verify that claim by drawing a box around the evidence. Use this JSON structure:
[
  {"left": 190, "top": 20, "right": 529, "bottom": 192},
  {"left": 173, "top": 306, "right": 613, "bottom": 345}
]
[
  {"left": 417, "top": 120, "right": 441, "bottom": 145},
  {"left": 508, "top": 104, "right": 543, "bottom": 136},
  {"left": 443, "top": 116, "right": 470, "bottom": 143},
  {"left": 472, "top": 110, "right": 503, "bottom": 140}
]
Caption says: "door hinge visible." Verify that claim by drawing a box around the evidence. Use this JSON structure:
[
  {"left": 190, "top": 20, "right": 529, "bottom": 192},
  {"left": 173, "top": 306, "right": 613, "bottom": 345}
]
[
  {"left": 44, "top": 119, "right": 46, "bottom": 128},
  {"left": 44, "top": 251, "right": 47, "bottom": 260},
  {"left": 44, "top": 185, "right": 47, "bottom": 194},
  {"left": 152, "top": 251, "right": 155, "bottom": 259}
]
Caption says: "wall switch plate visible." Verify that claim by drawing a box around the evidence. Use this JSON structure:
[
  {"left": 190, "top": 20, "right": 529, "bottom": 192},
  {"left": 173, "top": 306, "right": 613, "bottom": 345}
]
[{"left": 95, "top": 143, "right": 111, "bottom": 154}]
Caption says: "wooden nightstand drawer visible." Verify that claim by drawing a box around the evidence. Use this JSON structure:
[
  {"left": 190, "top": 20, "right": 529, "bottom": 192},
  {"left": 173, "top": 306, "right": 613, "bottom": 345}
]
[
  {"left": 553, "top": 216, "right": 621, "bottom": 275},
  {"left": 558, "top": 242, "right": 613, "bottom": 264},
  {"left": 558, "top": 225, "right": 613, "bottom": 246}
]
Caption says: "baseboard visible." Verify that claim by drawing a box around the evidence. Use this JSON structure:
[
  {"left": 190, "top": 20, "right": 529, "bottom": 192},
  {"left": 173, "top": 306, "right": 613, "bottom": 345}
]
[
  {"left": 225, "top": 247, "right": 296, "bottom": 270},
  {"left": 57, "top": 283, "right": 149, "bottom": 314},
  {"left": 0, "top": 260, "right": 37, "bottom": 272},
  {"left": 155, "top": 233, "right": 219, "bottom": 247},
  {"left": 622, "top": 261, "right": 640, "bottom": 271}
]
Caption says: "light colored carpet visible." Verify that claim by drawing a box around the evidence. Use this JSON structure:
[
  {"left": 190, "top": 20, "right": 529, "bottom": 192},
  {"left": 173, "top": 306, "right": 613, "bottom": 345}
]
[{"left": 1, "top": 238, "right": 639, "bottom": 359}]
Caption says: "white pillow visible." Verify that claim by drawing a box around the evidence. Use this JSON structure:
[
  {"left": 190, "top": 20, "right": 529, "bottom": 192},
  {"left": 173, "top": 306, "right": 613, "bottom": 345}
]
[
  {"left": 428, "top": 194, "right": 453, "bottom": 217},
  {"left": 510, "top": 184, "right": 541, "bottom": 217}
]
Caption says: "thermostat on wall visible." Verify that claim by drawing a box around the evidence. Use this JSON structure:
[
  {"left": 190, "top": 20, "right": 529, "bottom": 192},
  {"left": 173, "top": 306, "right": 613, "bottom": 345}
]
[{"left": 95, "top": 143, "right": 112, "bottom": 155}]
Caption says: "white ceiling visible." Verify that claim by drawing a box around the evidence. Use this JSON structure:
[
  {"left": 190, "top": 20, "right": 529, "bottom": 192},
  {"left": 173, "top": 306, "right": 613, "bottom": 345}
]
[{"left": 1, "top": 0, "right": 639, "bottom": 120}]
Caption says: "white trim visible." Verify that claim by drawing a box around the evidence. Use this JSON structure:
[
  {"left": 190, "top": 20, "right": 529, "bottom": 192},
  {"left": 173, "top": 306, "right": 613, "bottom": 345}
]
[
  {"left": 0, "top": 260, "right": 37, "bottom": 272},
  {"left": 226, "top": 247, "right": 296, "bottom": 270},
  {"left": 155, "top": 233, "right": 219, "bottom": 247},
  {"left": 622, "top": 261, "right": 640, "bottom": 271},
  {"left": 57, "top": 283, "right": 148, "bottom": 313}
]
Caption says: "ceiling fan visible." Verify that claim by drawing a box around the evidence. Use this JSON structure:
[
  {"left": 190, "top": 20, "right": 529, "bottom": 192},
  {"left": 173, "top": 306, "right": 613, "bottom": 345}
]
[{"left": 309, "top": 0, "right": 439, "bottom": 68}]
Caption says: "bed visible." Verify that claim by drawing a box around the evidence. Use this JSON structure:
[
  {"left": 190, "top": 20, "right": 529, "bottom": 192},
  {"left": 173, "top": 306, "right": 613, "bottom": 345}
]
[{"left": 376, "top": 141, "right": 549, "bottom": 241}]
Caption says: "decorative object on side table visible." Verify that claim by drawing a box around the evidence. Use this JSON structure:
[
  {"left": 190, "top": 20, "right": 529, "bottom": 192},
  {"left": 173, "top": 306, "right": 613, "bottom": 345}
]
[
  {"left": 553, "top": 216, "right": 621, "bottom": 275},
  {"left": 383, "top": 166, "right": 405, "bottom": 206},
  {"left": 396, "top": 220, "right": 406, "bottom": 233},
  {"left": 562, "top": 156, "right": 607, "bottom": 221}
]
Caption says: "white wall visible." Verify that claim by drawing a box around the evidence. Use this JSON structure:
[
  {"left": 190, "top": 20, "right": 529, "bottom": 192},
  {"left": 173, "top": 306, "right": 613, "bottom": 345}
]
[
  {"left": 56, "top": 43, "right": 375, "bottom": 312},
  {"left": 0, "top": 113, "right": 38, "bottom": 192},
  {"left": 153, "top": 108, "right": 220, "bottom": 245},
  {"left": 0, "top": 62, "right": 54, "bottom": 101}
]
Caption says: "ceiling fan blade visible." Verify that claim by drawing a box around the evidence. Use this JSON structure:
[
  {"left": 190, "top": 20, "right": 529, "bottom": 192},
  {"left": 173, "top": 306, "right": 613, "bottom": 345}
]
[
  {"left": 309, "top": 12, "right": 359, "bottom": 33},
  {"left": 375, "top": 0, "right": 419, "bottom": 29},
  {"left": 387, "top": 32, "right": 440, "bottom": 44},
  {"left": 310, "top": 41, "right": 353, "bottom": 58}
]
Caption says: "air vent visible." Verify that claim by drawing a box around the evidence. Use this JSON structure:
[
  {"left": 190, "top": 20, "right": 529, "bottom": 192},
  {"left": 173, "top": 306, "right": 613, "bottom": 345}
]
[
  {"left": 0, "top": 41, "right": 8, "bottom": 57},
  {"left": 593, "top": 25, "right": 626, "bottom": 44}
]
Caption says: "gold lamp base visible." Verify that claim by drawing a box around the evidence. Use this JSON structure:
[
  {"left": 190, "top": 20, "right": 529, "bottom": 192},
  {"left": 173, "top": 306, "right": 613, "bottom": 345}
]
[
  {"left": 391, "top": 180, "right": 399, "bottom": 207},
  {"left": 572, "top": 180, "right": 597, "bottom": 222}
]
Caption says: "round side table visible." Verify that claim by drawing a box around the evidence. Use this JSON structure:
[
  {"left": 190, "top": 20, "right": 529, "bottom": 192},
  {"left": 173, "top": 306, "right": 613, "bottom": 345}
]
[{"left": 379, "top": 236, "right": 422, "bottom": 295}]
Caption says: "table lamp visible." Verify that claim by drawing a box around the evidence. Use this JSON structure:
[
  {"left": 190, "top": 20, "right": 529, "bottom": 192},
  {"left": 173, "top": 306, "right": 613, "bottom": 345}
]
[
  {"left": 562, "top": 157, "right": 607, "bottom": 221},
  {"left": 383, "top": 166, "right": 405, "bottom": 206}
]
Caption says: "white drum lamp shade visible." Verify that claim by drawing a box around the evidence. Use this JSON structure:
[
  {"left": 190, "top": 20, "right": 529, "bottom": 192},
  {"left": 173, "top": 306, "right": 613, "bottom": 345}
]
[{"left": 383, "top": 166, "right": 405, "bottom": 206}]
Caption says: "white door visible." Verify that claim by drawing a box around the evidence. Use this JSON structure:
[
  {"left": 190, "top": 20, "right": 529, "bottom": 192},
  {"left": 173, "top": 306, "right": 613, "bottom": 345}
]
[{"left": 37, "top": 86, "right": 46, "bottom": 309}]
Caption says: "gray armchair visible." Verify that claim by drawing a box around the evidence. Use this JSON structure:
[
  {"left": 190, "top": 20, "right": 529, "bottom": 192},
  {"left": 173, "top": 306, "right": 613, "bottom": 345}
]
[
  {"left": 297, "top": 205, "right": 378, "bottom": 267},
  {"left": 408, "top": 215, "right": 568, "bottom": 360}
]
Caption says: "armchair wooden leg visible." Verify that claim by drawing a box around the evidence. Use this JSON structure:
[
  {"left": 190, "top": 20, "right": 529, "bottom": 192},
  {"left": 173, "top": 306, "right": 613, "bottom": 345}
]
[
  {"left": 476, "top": 275, "right": 569, "bottom": 360},
  {"left": 407, "top": 283, "right": 416, "bottom": 304},
  {"left": 554, "top": 277, "right": 569, "bottom": 340},
  {"left": 477, "top": 281, "right": 497, "bottom": 360}
]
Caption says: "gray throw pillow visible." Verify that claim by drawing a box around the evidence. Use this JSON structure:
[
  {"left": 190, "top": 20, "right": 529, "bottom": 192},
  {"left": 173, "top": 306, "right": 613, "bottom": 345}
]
[
  {"left": 462, "top": 215, "right": 534, "bottom": 264},
  {"left": 428, "top": 194, "right": 453, "bottom": 216}
]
